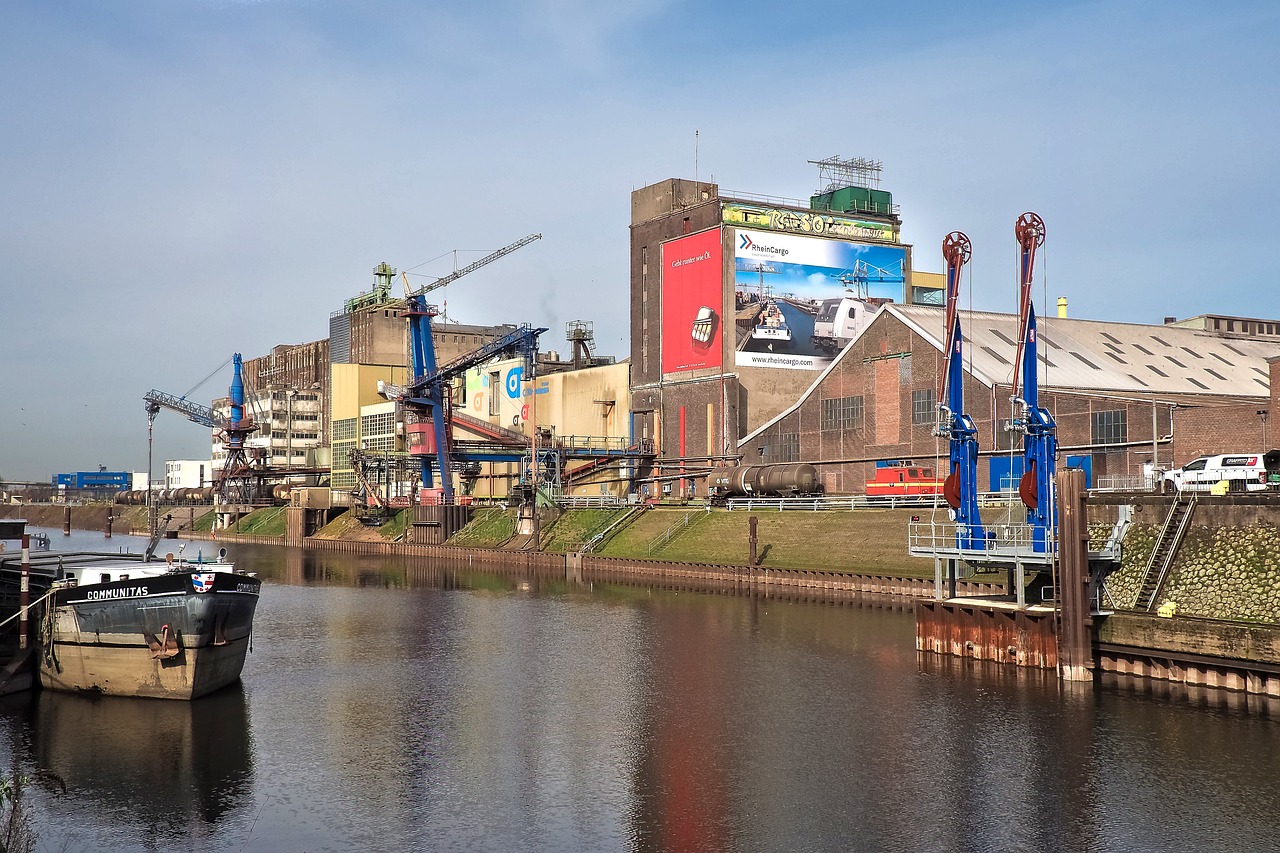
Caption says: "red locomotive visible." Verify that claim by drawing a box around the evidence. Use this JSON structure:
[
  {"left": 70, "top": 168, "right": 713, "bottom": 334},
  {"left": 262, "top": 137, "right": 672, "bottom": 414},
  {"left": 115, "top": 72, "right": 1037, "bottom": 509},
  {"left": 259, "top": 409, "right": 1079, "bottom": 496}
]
[{"left": 865, "top": 461, "right": 943, "bottom": 497}]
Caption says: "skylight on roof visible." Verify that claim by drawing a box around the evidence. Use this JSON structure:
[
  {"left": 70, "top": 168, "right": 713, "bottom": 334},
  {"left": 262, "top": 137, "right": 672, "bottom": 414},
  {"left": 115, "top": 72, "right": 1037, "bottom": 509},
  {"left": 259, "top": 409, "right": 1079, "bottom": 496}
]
[
  {"left": 1211, "top": 352, "right": 1232, "bottom": 365},
  {"left": 1133, "top": 343, "right": 1154, "bottom": 356},
  {"left": 1070, "top": 351, "right": 1102, "bottom": 370},
  {"left": 1187, "top": 377, "right": 1209, "bottom": 390},
  {"left": 1205, "top": 368, "right": 1226, "bottom": 381},
  {"left": 1165, "top": 355, "right": 1186, "bottom": 368},
  {"left": 1150, "top": 335, "right": 1171, "bottom": 347},
  {"left": 1127, "top": 373, "right": 1150, "bottom": 387},
  {"left": 990, "top": 329, "right": 1016, "bottom": 346},
  {"left": 1180, "top": 346, "right": 1203, "bottom": 359},
  {"left": 980, "top": 346, "right": 1011, "bottom": 366},
  {"left": 1147, "top": 364, "right": 1168, "bottom": 377}
]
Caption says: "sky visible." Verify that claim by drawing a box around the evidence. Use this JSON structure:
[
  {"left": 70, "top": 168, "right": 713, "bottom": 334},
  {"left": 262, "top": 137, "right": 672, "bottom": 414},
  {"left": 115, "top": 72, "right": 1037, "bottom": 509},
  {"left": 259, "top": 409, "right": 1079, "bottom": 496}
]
[{"left": 2, "top": 0, "right": 1278, "bottom": 482}]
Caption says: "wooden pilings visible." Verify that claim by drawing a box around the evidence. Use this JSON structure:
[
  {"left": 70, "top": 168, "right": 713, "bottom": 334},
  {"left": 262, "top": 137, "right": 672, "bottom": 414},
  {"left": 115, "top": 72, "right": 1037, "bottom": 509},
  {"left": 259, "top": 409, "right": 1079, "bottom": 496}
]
[{"left": 1057, "top": 468, "right": 1093, "bottom": 682}]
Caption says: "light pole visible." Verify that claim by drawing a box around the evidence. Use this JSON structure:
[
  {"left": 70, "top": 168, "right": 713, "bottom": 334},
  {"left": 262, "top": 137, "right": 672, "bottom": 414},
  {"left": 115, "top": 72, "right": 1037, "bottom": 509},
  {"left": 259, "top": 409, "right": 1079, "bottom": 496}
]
[{"left": 1259, "top": 409, "right": 1270, "bottom": 449}]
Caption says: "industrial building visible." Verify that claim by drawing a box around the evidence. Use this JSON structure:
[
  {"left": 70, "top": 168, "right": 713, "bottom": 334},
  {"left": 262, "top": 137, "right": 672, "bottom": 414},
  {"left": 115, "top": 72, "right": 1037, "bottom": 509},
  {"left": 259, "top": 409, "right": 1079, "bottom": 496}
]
[
  {"left": 628, "top": 158, "right": 945, "bottom": 479},
  {"left": 739, "top": 304, "right": 1280, "bottom": 494}
]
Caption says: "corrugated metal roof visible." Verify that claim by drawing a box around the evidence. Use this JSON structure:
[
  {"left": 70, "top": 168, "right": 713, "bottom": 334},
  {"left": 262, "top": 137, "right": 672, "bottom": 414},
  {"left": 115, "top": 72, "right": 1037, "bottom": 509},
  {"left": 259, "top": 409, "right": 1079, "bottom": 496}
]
[
  {"left": 739, "top": 303, "right": 1278, "bottom": 446},
  {"left": 889, "top": 304, "right": 1280, "bottom": 399}
]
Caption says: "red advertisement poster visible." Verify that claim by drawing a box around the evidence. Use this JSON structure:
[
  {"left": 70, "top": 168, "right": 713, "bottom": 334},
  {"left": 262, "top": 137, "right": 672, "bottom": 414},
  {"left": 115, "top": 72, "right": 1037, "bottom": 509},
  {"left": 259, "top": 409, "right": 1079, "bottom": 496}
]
[{"left": 661, "top": 229, "right": 723, "bottom": 373}]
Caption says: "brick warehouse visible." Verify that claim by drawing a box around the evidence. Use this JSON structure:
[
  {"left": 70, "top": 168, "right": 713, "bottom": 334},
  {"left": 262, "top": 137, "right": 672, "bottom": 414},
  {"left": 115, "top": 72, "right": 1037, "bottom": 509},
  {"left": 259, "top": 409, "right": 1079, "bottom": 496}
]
[
  {"left": 629, "top": 166, "right": 945, "bottom": 484},
  {"left": 739, "top": 303, "right": 1280, "bottom": 495}
]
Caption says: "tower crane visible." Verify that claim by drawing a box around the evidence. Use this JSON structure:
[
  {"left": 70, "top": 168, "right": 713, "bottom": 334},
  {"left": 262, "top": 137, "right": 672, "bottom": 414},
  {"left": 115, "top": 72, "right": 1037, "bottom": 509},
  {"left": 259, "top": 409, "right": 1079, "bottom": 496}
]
[
  {"left": 936, "top": 232, "right": 987, "bottom": 550},
  {"left": 1010, "top": 212, "right": 1056, "bottom": 552},
  {"left": 382, "top": 233, "right": 543, "bottom": 502}
]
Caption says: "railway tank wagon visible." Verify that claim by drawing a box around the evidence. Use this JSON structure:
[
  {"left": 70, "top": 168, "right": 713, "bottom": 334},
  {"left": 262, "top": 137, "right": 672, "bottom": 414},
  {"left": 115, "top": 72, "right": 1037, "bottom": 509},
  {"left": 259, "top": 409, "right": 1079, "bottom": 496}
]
[{"left": 708, "top": 463, "right": 822, "bottom": 503}]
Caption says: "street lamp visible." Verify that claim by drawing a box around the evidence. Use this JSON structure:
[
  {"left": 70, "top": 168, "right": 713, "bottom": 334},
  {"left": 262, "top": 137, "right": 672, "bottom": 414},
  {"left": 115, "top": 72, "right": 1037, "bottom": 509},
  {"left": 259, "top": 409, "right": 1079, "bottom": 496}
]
[{"left": 1259, "top": 409, "right": 1270, "bottom": 449}]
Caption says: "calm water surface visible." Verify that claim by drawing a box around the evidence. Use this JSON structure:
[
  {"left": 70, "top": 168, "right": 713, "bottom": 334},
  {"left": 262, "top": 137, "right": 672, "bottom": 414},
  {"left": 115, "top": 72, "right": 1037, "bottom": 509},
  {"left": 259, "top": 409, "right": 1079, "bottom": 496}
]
[{"left": 2, "top": 530, "right": 1278, "bottom": 852}]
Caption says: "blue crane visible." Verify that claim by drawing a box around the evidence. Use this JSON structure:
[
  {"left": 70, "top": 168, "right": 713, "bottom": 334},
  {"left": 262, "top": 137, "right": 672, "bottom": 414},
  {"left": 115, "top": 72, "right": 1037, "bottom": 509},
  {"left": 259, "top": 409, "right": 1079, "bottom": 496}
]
[
  {"left": 1011, "top": 212, "right": 1056, "bottom": 552},
  {"left": 937, "top": 231, "right": 988, "bottom": 550},
  {"left": 143, "top": 353, "right": 259, "bottom": 503},
  {"left": 382, "top": 234, "right": 543, "bottom": 501}
]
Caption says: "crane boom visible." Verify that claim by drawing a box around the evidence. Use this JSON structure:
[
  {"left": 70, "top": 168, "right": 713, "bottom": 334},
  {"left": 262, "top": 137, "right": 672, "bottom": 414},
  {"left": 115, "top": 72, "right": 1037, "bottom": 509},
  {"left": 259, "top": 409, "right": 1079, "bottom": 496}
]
[
  {"left": 143, "top": 389, "right": 224, "bottom": 429},
  {"left": 405, "top": 233, "right": 542, "bottom": 299}
]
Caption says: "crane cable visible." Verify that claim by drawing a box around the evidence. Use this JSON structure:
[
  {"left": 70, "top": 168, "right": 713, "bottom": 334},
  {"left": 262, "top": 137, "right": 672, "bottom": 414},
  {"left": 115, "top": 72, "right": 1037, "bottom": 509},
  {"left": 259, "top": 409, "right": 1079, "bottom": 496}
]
[{"left": 180, "top": 356, "right": 233, "bottom": 400}]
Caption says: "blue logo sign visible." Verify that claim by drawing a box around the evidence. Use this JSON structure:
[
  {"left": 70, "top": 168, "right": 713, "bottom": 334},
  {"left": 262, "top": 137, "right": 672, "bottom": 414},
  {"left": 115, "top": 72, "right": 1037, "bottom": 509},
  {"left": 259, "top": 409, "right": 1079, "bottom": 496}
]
[{"left": 505, "top": 367, "right": 524, "bottom": 399}]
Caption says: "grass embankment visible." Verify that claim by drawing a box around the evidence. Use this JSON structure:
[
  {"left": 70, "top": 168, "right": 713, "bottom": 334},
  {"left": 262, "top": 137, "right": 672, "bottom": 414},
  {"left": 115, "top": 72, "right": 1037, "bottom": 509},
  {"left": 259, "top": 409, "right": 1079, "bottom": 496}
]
[
  {"left": 447, "top": 508, "right": 516, "bottom": 547},
  {"left": 442, "top": 505, "right": 944, "bottom": 576},
  {"left": 225, "top": 506, "right": 286, "bottom": 536},
  {"left": 540, "top": 509, "right": 631, "bottom": 552},
  {"left": 597, "top": 507, "right": 949, "bottom": 577}
]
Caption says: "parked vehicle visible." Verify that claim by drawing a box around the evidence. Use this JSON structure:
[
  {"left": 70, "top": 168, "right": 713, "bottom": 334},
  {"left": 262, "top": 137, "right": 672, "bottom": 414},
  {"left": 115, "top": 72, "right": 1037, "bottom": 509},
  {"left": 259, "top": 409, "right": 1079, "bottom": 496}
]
[{"left": 1160, "top": 454, "right": 1268, "bottom": 494}]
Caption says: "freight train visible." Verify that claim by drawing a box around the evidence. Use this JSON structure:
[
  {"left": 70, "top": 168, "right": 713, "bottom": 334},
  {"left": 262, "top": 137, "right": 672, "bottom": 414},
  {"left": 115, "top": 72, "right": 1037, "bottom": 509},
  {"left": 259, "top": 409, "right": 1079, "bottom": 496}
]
[{"left": 707, "top": 463, "right": 822, "bottom": 503}]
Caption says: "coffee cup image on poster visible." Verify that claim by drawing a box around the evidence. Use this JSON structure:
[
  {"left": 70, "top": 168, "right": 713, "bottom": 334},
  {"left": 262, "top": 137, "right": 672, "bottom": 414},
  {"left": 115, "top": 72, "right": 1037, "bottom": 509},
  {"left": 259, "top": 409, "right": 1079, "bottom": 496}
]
[
  {"left": 734, "top": 229, "right": 908, "bottom": 368},
  {"left": 661, "top": 229, "right": 723, "bottom": 373}
]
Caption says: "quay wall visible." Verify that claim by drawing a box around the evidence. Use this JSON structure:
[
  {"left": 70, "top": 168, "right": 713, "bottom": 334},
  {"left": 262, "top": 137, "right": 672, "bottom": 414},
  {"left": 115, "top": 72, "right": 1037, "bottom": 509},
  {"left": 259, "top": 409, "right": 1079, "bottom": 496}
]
[
  {"left": 1091, "top": 494, "right": 1280, "bottom": 621},
  {"left": 1096, "top": 612, "right": 1280, "bottom": 697},
  {"left": 195, "top": 530, "right": 1006, "bottom": 603}
]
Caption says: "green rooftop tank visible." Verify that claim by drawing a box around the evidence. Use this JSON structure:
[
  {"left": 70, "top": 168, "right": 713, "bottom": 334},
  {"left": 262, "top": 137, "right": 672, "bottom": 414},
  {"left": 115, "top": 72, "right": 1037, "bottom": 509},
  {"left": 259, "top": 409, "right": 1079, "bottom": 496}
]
[{"left": 810, "top": 186, "right": 894, "bottom": 216}]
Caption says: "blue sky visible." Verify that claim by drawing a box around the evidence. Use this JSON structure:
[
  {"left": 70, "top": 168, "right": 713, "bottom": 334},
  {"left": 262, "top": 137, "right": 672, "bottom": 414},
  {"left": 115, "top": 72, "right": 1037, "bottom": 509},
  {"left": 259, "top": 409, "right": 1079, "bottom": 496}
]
[{"left": 2, "top": 1, "right": 1278, "bottom": 480}]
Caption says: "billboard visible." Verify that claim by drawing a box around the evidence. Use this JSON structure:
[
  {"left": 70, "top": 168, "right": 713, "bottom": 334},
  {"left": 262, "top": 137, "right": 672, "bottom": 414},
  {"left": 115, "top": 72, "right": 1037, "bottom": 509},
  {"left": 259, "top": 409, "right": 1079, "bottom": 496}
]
[
  {"left": 734, "top": 229, "right": 909, "bottom": 370},
  {"left": 661, "top": 229, "right": 723, "bottom": 374}
]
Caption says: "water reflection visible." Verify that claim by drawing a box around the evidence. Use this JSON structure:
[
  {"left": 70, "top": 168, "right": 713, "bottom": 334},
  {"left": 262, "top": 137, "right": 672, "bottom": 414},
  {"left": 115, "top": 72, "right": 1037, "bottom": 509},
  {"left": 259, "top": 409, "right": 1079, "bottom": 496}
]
[
  {"left": 17, "top": 686, "right": 252, "bottom": 845},
  {"left": 2, "top": 538, "right": 1279, "bottom": 851}
]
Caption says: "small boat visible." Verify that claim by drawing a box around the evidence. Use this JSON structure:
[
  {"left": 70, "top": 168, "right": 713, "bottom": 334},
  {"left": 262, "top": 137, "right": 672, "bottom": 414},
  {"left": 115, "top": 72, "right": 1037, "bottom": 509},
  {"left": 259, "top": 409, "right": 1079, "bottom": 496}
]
[
  {"left": 751, "top": 300, "right": 793, "bottom": 342},
  {"left": 39, "top": 545, "right": 260, "bottom": 700}
]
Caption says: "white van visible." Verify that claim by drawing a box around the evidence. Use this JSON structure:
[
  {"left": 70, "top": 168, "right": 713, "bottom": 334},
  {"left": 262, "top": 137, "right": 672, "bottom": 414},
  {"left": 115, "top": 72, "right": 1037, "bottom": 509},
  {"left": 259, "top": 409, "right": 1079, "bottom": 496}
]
[{"left": 1160, "top": 454, "right": 1267, "bottom": 493}]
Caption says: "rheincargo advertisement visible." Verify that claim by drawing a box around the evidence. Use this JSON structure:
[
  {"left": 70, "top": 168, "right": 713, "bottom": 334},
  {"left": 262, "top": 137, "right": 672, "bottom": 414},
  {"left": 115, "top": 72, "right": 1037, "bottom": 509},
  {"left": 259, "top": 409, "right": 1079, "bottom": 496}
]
[
  {"left": 661, "top": 229, "right": 723, "bottom": 373},
  {"left": 734, "top": 229, "right": 908, "bottom": 370}
]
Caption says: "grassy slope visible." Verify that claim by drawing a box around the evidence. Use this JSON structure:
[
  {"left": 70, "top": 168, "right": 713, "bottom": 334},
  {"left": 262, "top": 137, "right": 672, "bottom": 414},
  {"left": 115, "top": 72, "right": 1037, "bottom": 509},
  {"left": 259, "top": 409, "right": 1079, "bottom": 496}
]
[
  {"left": 448, "top": 508, "right": 517, "bottom": 547},
  {"left": 597, "top": 507, "right": 967, "bottom": 577},
  {"left": 228, "top": 506, "right": 286, "bottom": 536},
  {"left": 540, "top": 509, "right": 631, "bottom": 552}
]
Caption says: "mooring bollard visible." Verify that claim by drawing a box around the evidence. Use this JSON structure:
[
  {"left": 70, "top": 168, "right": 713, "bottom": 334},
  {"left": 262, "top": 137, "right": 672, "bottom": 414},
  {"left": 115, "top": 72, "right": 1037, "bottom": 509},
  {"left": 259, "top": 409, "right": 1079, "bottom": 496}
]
[{"left": 63, "top": 505, "right": 72, "bottom": 536}]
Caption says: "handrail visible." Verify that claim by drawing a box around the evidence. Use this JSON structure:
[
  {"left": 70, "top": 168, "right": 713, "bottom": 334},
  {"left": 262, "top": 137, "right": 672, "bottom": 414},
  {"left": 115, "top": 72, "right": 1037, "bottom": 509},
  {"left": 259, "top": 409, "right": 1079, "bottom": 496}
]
[{"left": 1145, "top": 493, "right": 1198, "bottom": 612}]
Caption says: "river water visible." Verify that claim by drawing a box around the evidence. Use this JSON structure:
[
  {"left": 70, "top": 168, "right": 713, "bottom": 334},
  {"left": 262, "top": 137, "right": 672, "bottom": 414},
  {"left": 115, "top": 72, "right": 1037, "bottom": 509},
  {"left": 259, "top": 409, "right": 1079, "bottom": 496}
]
[{"left": 2, "top": 530, "right": 1279, "bottom": 852}]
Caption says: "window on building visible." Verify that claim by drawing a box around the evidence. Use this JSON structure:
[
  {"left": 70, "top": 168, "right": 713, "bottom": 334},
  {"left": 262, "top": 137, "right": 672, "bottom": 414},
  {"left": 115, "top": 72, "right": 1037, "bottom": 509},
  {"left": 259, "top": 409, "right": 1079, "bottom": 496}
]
[
  {"left": 820, "top": 396, "right": 864, "bottom": 431},
  {"left": 778, "top": 432, "right": 800, "bottom": 462},
  {"left": 994, "top": 417, "right": 1018, "bottom": 451},
  {"left": 1091, "top": 409, "right": 1127, "bottom": 445},
  {"left": 489, "top": 372, "right": 501, "bottom": 415},
  {"left": 911, "top": 389, "right": 936, "bottom": 426}
]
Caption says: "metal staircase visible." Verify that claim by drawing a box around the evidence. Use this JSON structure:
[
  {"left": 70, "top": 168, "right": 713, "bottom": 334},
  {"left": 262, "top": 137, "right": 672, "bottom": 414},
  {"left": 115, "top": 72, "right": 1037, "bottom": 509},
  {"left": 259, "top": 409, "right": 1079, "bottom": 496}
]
[{"left": 1135, "top": 492, "right": 1197, "bottom": 611}]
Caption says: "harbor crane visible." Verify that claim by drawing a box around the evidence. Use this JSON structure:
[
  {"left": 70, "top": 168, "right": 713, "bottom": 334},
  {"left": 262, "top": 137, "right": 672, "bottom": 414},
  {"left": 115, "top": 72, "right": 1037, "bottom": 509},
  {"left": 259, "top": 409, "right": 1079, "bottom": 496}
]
[
  {"left": 143, "top": 354, "right": 260, "bottom": 505},
  {"left": 1010, "top": 212, "right": 1057, "bottom": 552},
  {"left": 378, "top": 234, "right": 544, "bottom": 502},
  {"left": 836, "top": 258, "right": 904, "bottom": 299},
  {"left": 936, "top": 231, "right": 987, "bottom": 550}
]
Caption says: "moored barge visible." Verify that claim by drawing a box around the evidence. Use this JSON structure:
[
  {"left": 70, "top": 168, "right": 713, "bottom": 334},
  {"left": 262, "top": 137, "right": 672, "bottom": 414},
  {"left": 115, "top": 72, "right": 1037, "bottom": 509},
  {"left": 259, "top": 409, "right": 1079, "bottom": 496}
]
[{"left": 39, "top": 552, "right": 260, "bottom": 700}]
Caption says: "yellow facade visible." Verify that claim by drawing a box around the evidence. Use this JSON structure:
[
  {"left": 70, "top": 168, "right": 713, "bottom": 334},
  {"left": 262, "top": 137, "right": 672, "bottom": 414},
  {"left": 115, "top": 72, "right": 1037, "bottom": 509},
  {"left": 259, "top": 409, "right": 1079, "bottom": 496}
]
[
  {"left": 457, "top": 360, "right": 632, "bottom": 498},
  {"left": 329, "top": 364, "right": 410, "bottom": 491}
]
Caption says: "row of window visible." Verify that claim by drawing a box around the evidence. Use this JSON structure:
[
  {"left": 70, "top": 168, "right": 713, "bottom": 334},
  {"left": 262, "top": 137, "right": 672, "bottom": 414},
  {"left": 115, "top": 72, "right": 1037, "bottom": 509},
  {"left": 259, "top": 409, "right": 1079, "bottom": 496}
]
[
  {"left": 820, "top": 396, "right": 864, "bottom": 431},
  {"left": 360, "top": 411, "right": 396, "bottom": 437},
  {"left": 814, "top": 393, "right": 1128, "bottom": 444}
]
